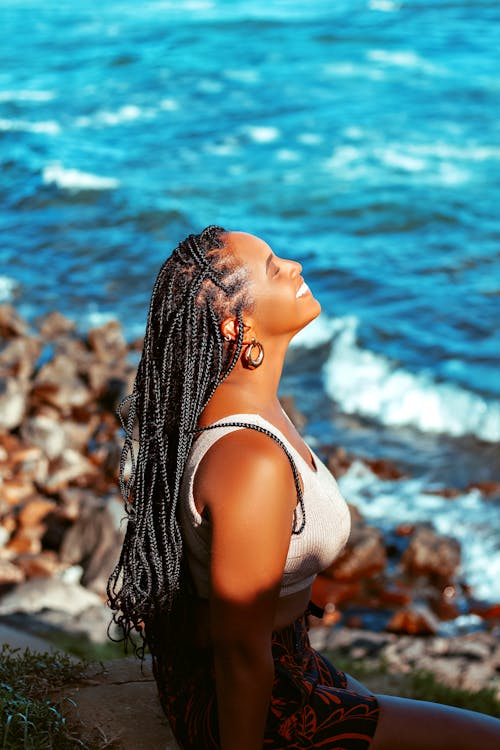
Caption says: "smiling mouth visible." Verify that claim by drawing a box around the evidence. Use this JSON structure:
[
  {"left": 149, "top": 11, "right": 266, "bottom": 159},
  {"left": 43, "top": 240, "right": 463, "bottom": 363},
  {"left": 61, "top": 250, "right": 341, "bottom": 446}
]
[{"left": 296, "top": 281, "right": 311, "bottom": 298}]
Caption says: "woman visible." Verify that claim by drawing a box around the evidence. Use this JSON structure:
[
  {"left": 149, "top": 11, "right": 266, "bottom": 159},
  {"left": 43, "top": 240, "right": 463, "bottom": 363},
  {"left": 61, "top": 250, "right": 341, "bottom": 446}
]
[{"left": 108, "top": 226, "right": 500, "bottom": 750}]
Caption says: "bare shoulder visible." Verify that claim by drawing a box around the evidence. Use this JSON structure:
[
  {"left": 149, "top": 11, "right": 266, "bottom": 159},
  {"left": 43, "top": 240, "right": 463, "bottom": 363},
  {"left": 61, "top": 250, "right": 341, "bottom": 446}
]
[{"left": 194, "top": 427, "right": 295, "bottom": 513}]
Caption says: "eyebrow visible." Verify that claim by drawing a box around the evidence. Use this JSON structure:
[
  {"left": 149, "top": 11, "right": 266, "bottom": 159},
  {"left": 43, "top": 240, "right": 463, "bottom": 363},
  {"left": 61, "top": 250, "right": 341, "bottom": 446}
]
[{"left": 265, "top": 252, "right": 274, "bottom": 274}]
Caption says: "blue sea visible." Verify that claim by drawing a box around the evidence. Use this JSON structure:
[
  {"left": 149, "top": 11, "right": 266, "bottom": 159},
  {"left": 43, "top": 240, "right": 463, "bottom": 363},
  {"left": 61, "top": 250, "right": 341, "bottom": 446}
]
[{"left": 1, "top": 0, "right": 499, "bottom": 610}]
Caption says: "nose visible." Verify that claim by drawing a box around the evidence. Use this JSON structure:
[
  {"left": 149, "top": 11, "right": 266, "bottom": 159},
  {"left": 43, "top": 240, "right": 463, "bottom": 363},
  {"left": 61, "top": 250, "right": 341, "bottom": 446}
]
[{"left": 288, "top": 259, "right": 302, "bottom": 277}]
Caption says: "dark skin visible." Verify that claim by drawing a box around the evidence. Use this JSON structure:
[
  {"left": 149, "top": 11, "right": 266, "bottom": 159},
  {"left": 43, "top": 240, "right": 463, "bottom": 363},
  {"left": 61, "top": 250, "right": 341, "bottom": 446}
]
[{"left": 194, "top": 232, "right": 500, "bottom": 750}]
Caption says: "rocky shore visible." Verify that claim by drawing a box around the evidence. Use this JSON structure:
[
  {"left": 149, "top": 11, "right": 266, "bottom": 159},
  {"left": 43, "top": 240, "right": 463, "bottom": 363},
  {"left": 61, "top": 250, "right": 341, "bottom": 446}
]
[{"left": 0, "top": 304, "right": 499, "bottom": 703}]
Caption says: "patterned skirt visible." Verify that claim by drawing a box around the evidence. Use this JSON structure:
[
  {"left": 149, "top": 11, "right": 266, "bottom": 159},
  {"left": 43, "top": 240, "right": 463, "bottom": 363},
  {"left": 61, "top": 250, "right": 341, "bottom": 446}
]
[{"left": 153, "top": 613, "right": 380, "bottom": 750}]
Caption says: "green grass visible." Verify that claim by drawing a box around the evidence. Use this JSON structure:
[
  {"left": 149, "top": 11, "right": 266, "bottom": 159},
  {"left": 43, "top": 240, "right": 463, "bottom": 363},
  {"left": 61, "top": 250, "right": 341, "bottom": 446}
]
[
  {"left": 0, "top": 645, "right": 109, "bottom": 749},
  {"left": 323, "top": 648, "right": 500, "bottom": 719}
]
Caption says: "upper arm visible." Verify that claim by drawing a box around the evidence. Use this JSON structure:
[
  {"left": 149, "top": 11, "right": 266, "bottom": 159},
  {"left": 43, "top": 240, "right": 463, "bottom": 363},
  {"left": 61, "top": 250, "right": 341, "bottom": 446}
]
[{"left": 195, "top": 429, "right": 296, "bottom": 638}]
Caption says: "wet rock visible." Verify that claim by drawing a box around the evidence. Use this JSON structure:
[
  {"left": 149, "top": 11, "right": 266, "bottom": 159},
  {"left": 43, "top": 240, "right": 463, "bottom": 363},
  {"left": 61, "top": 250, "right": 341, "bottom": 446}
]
[
  {"left": 6, "top": 526, "right": 43, "bottom": 556},
  {"left": 20, "top": 414, "right": 66, "bottom": 460},
  {"left": 38, "top": 311, "right": 76, "bottom": 339},
  {"left": 401, "top": 525, "right": 461, "bottom": 581},
  {"left": 59, "top": 495, "right": 124, "bottom": 594},
  {"left": 87, "top": 320, "right": 128, "bottom": 364},
  {"left": 0, "top": 336, "right": 42, "bottom": 380},
  {"left": 325, "top": 514, "right": 387, "bottom": 581},
  {"left": 312, "top": 575, "right": 362, "bottom": 608},
  {"left": 327, "top": 447, "right": 354, "bottom": 478},
  {"left": 467, "top": 480, "right": 500, "bottom": 499},
  {"left": 0, "top": 576, "right": 104, "bottom": 616},
  {"left": 18, "top": 497, "right": 57, "bottom": 528},
  {"left": 37, "top": 449, "right": 98, "bottom": 494},
  {"left": 0, "top": 304, "right": 29, "bottom": 338},
  {"left": 386, "top": 603, "right": 440, "bottom": 635},
  {"left": 32, "top": 355, "right": 92, "bottom": 412},
  {"left": 363, "top": 457, "right": 406, "bottom": 481},
  {"left": 0, "top": 559, "right": 25, "bottom": 586},
  {"left": 14, "top": 551, "right": 62, "bottom": 579},
  {"left": 9, "top": 444, "right": 49, "bottom": 483},
  {"left": 0, "top": 377, "right": 27, "bottom": 431}
]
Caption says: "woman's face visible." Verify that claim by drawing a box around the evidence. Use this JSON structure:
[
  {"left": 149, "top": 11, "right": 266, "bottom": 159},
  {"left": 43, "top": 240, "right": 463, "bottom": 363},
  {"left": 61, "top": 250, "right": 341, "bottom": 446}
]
[{"left": 225, "top": 231, "right": 321, "bottom": 341}]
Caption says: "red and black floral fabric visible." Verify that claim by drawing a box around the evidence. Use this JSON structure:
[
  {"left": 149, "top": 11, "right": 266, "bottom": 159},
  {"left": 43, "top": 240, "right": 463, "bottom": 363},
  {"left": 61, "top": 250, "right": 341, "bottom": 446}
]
[{"left": 153, "top": 614, "right": 380, "bottom": 749}]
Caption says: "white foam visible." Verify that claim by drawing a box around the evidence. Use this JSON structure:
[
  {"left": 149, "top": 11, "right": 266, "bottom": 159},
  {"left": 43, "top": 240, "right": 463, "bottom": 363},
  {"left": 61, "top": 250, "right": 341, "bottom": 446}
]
[
  {"left": 338, "top": 463, "right": 500, "bottom": 602},
  {"left": 323, "top": 316, "right": 500, "bottom": 442},
  {"left": 378, "top": 147, "right": 427, "bottom": 172},
  {"left": 76, "top": 104, "right": 148, "bottom": 128},
  {"left": 323, "top": 62, "right": 385, "bottom": 81},
  {"left": 43, "top": 163, "right": 120, "bottom": 191},
  {"left": 0, "top": 118, "right": 60, "bottom": 135},
  {"left": 368, "top": 49, "right": 442, "bottom": 75},
  {"left": 276, "top": 149, "right": 300, "bottom": 162},
  {"left": 290, "top": 314, "right": 338, "bottom": 349},
  {"left": 368, "top": 0, "right": 401, "bottom": 11},
  {"left": 159, "top": 98, "right": 179, "bottom": 111},
  {"left": 0, "top": 276, "right": 18, "bottom": 302},
  {"left": 244, "top": 125, "right": 280, "bottom": 143},
  {"left": 224, "top": 69, "right": 260, "bottom": 84},
  {"left": 297, "top": 132, "right": 323, "bottom": 145},
  {"left": 0, "top": 89, "right": 55, "bottom": 102}
]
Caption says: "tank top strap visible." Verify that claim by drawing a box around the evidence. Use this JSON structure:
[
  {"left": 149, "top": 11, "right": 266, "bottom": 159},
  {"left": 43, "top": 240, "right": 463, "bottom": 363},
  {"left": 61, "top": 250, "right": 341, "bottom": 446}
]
[{"left": 192, "top": 414, "right": 306, "bottom": 535}]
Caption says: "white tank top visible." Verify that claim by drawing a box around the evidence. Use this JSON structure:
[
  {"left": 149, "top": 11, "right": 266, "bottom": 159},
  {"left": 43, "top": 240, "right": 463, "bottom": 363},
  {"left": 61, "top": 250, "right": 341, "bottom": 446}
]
[{"left": 178, "top": 413, "right": 351, "bottom": 597}]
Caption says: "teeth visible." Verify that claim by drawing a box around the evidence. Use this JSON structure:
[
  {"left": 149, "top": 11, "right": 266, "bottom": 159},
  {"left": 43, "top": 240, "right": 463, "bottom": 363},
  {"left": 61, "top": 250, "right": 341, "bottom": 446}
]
[{"left": 296, "top": 281, "right": 310, "bottom": 298}]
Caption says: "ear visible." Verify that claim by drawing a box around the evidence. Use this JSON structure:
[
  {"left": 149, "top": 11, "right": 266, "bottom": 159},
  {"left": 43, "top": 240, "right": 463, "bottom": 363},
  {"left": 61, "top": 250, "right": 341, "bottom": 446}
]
[{"left": 220, "top": 317, "right": 252, "bottom": 342}]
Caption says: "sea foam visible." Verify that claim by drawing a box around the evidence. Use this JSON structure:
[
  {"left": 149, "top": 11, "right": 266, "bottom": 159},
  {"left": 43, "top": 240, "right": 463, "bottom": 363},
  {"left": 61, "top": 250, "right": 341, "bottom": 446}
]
[
  {"left": 323, "top": 316, "right": 500, "bottom": 442},
  {"left": 43, "top": 163, "right": 120, "bottom": 191},
  {"left": 338, "top": 462, "right": 500, "bottom": 603},
  {"left": 0, "top": 118, "right": 60, "bottom": 135},
  {"left": 0, "top": 276, "right": 18, "bottom": 303}
]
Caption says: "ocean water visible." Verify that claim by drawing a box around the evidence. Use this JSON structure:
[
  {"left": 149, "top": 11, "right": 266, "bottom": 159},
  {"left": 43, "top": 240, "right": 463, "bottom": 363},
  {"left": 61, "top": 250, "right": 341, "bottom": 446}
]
[{"left": 1, "top": 0, "right": 499, "bottom": 607}]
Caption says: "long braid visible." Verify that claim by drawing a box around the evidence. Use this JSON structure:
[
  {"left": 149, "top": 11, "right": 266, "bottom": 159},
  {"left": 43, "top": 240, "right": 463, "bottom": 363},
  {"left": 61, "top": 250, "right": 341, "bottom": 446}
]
[{"left": 107, "top": 226, "right": 252, "bottom": 644}]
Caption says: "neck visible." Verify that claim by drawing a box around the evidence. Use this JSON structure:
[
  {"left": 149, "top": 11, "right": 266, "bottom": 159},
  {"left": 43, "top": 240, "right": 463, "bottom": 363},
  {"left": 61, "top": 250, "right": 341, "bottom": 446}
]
[{"left": 201, "top": 337, "right": 289, "bottom": 421}]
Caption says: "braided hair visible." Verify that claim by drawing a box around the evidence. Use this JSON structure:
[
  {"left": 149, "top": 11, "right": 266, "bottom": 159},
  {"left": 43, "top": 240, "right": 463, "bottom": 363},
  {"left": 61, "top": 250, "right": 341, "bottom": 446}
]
[
  {"left": 107, "top": 225, "right": 305, "bottom": 652},
  {"left": 107, "top": 226, "right": 251, "bottom": 641}
]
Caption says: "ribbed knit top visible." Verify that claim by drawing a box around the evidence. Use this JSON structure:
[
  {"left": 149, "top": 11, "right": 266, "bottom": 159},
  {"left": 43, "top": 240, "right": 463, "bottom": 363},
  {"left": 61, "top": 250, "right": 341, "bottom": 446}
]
[{"left": 178, "top": 413, "right": 351, "bottom": 598}]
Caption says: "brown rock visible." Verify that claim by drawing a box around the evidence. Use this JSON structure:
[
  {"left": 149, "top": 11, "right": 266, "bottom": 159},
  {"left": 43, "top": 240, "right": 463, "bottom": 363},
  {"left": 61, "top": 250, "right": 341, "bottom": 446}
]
[
  {"left": 312, "top": 575, "right": 362, "bottom": 607},
  {"left": 0, "top": 305, "right": 29, "bottom": 338},
  {"left": 469, "top": 601, "right": 500, "bottom": 620},
  {"left": 425, "top": 487, "right": 462, "bottom": 498},
  {"left": 32, "top": 355, "right": 92, "bottom": 412},
  {"left": 6, "top": 527, "right": 43, "bottom": 555},
  {"left": 386, "top": 604, "right": 439, "bottom": 635},
  {"left": 327, "top": 447, "right": 354, "bottom": 478},
  {"left": 0, "top": 559, "right": 25, "bottom": 585},
  {"left": 325, "top": 517, "right": 387, "bottom": 581},
  {"left": 20, "top": 414, "right": 66, "bottom": 460},
  {"left": 467, "top": 480, "right": 500, "bottom": 499},
  {"left": 14, "top": 551, "right": 61, "bottom": 578},
  {"left": 401, "top": 525, "right": 461, "bottom": 581},
  {"left": 37, "top": 449, "right": 98, "bottom": 494},
  {"left": 0, "top": 377, "right": 27, "bottom": 432},
  {"left": 1, "top": 477, "right": 35, "bottom": 505},
  {"left": 37, "top": 311, "right": 76, "bottom": 339},
  {"left": 364, "top": 457, "right": 406, "bottom": 481},
  {"left": 18, "top": 497, "right": 57, "bottom": 528},
  {"left": 0, "top": 336, "right": 42, "bottom": 380},
  {"left": 59, "top": 496, "right": 124, "bottom": 593},
  {"left": 87, "top": 320, "right": 128, "bottom": 363}
]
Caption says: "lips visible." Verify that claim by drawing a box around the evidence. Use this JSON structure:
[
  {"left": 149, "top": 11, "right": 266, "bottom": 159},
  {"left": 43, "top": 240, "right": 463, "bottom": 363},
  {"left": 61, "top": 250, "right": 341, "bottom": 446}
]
[{"left": 296, "top": 280, "right": 311, "bottom": 298}]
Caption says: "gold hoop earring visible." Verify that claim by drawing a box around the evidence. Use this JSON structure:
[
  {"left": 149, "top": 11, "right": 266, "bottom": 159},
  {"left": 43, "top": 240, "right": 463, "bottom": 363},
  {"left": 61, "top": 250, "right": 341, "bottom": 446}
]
[{"left": 243, "top": 338, "right": 264, "bottom": 369}]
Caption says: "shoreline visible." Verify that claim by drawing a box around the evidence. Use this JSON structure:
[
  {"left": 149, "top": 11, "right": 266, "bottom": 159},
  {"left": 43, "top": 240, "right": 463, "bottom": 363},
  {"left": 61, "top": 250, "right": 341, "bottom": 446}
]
[{"left": 0, "top": 303, "right": 499, "bottom": 693}]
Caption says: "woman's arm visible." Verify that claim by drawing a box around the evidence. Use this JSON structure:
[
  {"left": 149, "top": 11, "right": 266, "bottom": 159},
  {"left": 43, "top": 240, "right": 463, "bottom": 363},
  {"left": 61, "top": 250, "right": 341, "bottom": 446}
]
[{"left": 196, "top": 429, "right": 296, "bottom": 750}]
